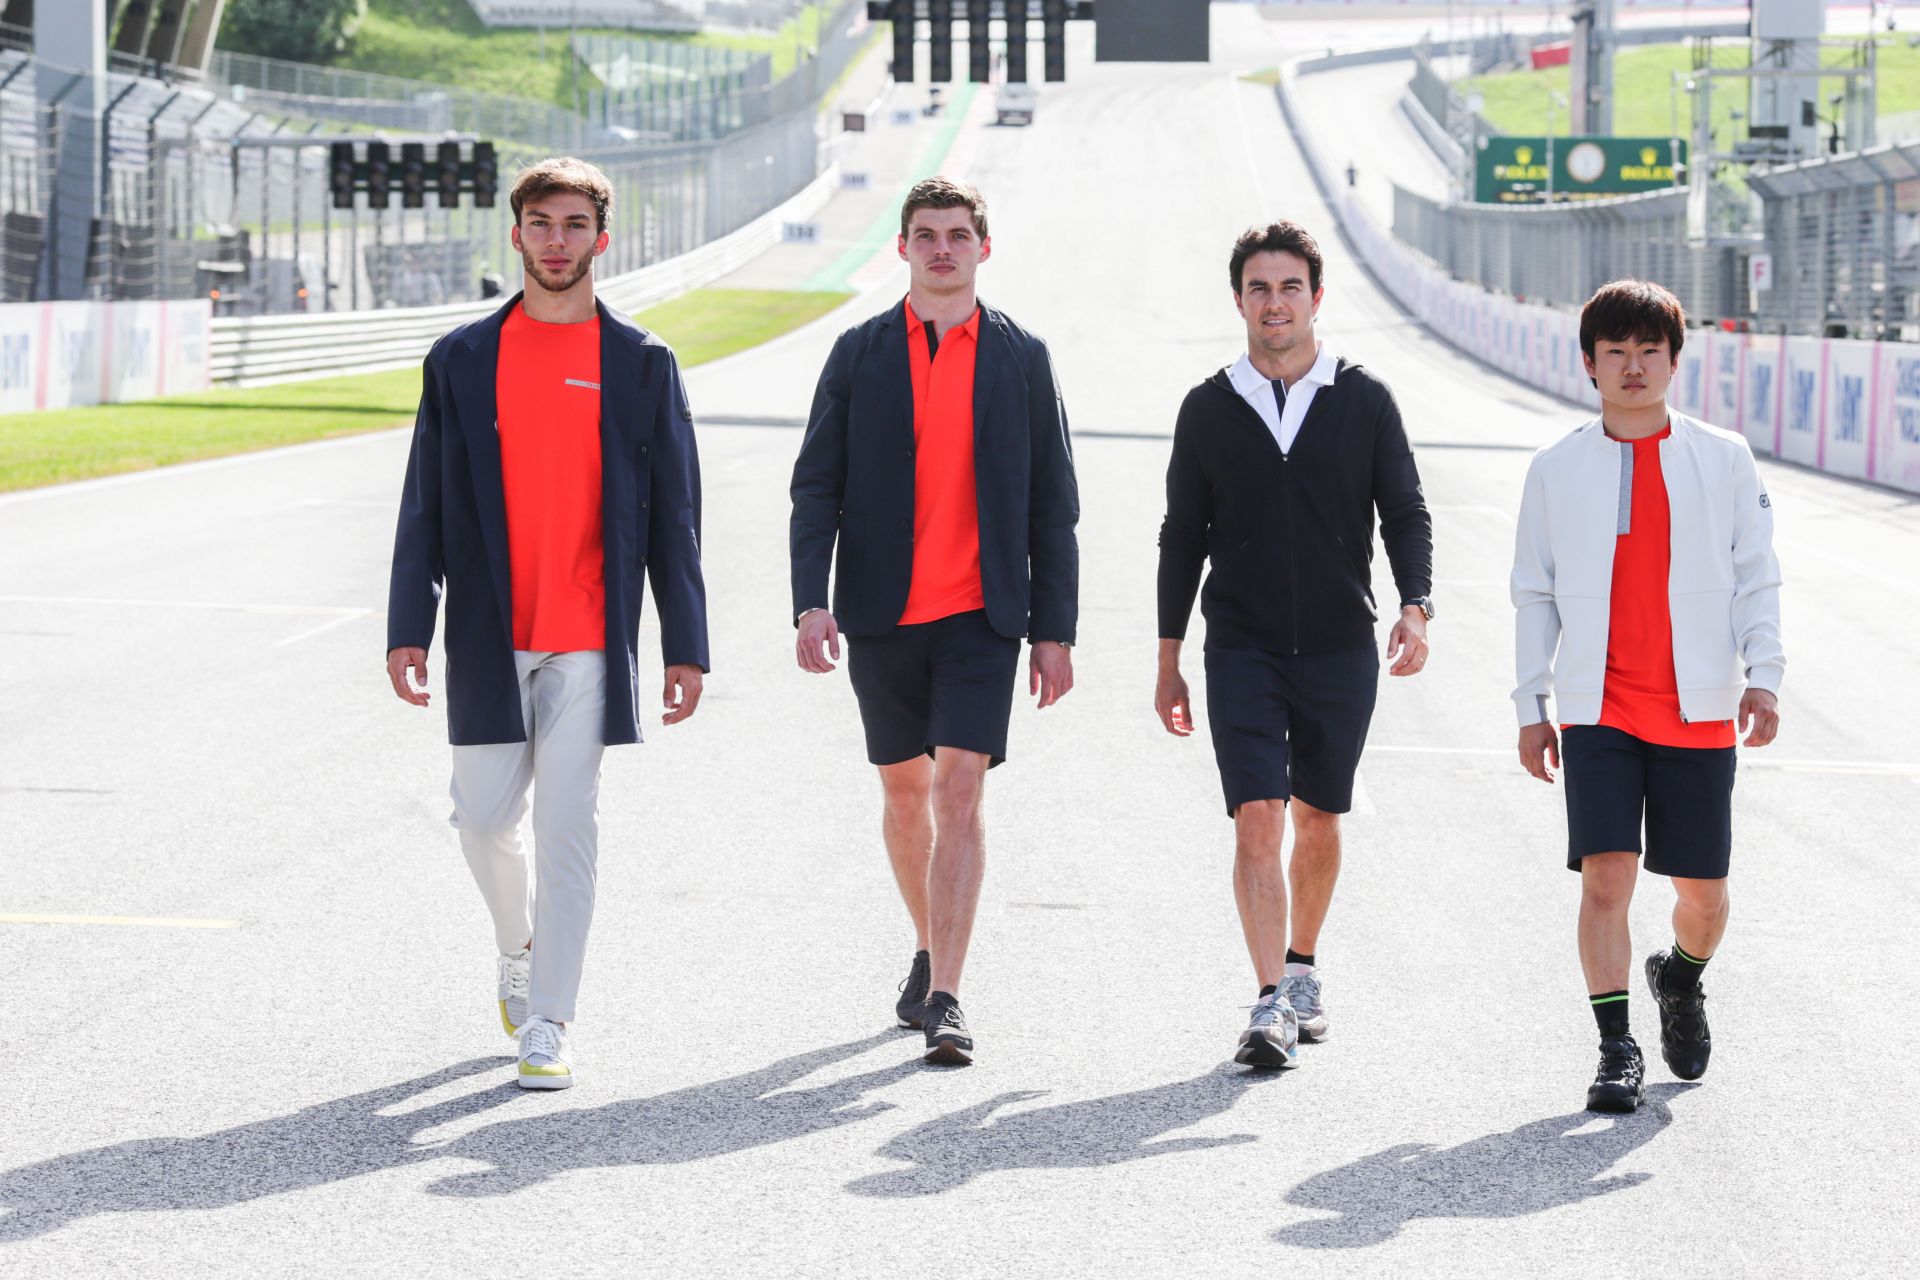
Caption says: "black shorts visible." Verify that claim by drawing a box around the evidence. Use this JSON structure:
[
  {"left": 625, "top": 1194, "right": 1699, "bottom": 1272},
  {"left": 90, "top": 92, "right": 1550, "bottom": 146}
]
[
  {"left": 1561, "top": 725, "right": 1736, "bottom": 878},
  {"left": 847, "top": 609, "right": 1021, "bottom": 767},
  {"left": 1203, "top": 643, "right": 1379, "bottom": 818}
]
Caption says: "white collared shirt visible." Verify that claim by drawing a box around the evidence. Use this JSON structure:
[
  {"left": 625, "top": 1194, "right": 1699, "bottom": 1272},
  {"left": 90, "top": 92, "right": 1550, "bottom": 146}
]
[{"left": 1228, "top": 342, "right": 1338, "bottom": 455}]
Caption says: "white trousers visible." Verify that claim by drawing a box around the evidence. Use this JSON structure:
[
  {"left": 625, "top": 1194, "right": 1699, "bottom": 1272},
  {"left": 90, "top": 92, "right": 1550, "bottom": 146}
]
[{"left": 449, "top": 649, "right": 607, "bottom": 1024}]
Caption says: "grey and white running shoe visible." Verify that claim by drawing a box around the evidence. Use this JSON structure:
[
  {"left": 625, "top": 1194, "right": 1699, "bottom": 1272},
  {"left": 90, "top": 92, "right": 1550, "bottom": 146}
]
[
  {"left": 1234, "top": 989, "right": 1299, "bottom": 1069},
  {"left": 497, "top": 947, "right": 531, "bottom": 1038},
  {"left": 1285, "top": 964, "right": 1328, "bottom": 1042}
]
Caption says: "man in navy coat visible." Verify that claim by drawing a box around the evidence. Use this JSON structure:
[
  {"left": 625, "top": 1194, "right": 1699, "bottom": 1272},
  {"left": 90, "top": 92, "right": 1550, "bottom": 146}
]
[
  {"left": 790, "top": 177, "right": 1080, "bottom": 1065},
  {"left": 386, "top": 158, "right": 709, "bottom": 1090}
]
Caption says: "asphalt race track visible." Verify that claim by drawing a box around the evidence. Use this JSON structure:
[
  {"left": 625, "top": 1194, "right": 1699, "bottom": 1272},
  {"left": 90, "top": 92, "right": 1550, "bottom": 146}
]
[{"left": 2, "top": 9, "right": 1915, "bottom": 1276}]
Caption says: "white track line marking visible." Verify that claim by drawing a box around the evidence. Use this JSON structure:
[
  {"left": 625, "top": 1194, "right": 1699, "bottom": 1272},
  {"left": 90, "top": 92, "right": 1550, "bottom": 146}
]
[
  {"left": 1, "top": 594, "right": 369, "bottom": 617},
  {"left": 273, "top": 610, "right": 375, "bottom": 648},
  {"left": 0, "top": 913, "right": 241, "bottom": 929}
]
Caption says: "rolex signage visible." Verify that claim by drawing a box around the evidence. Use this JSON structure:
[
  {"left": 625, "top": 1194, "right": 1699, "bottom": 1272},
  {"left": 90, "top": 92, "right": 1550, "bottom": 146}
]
[{"left": 1475, "top": 137, "right": 1687, "bottom": 204}]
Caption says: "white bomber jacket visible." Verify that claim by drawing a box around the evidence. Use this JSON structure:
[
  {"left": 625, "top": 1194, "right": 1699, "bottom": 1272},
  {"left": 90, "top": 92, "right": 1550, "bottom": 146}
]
[{"left": 1510, "top": 411, "right": 1785, "bottom": 728}]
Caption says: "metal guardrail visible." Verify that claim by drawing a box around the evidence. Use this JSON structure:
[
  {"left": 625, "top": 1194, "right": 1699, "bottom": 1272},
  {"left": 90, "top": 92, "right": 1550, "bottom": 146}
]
[{"left": 209, "top": 162, "right": 839, "bottom": 384}]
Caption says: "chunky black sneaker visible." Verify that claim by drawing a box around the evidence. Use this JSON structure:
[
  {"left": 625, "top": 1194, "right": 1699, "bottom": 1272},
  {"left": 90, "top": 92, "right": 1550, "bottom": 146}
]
[
  {"left": 922, "top": 990, "right": 974, "bottom": 1065},
  {"left": 1586, "top": 1036, "right": 1646, "bottom": 1113},
  {"left": 1646, "top": 950, "right": 1712, "bottom": 1081},
  {"left": 895, "top": 950, "right": 931, "bottom": 1029}
]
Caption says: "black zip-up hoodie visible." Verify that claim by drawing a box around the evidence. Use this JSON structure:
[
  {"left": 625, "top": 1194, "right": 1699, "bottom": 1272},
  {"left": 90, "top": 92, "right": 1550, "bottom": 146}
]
[{"left": 1157, "top": 358, "right": 1432, "bottom": 654}]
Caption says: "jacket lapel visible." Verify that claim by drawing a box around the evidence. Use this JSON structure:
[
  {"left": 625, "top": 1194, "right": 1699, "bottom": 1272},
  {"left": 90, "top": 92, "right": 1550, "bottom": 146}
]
[
  {"left": 972, "top": 304, "right": 1002, "bottom": 458},
  {"left": 448, "top": 296, "right": 520, "bottom": 643},
  {"left": 878, "top": 300, "right": 915, "bottom": 443}
]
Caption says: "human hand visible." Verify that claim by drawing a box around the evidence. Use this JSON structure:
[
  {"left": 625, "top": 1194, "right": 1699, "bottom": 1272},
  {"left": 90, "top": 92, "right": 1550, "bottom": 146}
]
[{"left": 387, "top": 647, "right": 430, "bottom": 707}]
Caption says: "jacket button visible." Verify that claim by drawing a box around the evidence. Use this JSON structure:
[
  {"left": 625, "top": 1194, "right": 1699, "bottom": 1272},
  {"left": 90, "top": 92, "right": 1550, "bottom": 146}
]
[
  {"left": 905, "top": 448, "right": 914, "bottom": 460},
  {"left": 897, "top": 519, "right": 908, "bottom": 531},
  {"left": 640, "top": 444, "right": 649, "bottom": 454},
  {"left": 640, "top": 501, "right": 649, "bottom": 509}
]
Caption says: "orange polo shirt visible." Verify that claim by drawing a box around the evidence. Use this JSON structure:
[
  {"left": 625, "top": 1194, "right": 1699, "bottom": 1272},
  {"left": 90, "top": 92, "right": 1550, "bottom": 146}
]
[
  {"left": 1596, "top": 423, "right": 1735, "bottom": 748},
  {"left": 899, "top": 298, "right": 986, "bottom": 626},
  {"left": 496, "top": 304, "right": 606, "bottom": 652}
]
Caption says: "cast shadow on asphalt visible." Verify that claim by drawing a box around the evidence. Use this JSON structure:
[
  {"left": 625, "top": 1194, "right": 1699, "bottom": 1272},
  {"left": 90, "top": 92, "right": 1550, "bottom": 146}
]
[
  {"left": 0, "top": 1032, "right": 913, "bottom": 1243},
  {"left": 1273, "top": 1082, "right": 1698, "bottom": 1248},
  {"left": 844, "top": 1063, "right": 1273, "bottom": 1197}
]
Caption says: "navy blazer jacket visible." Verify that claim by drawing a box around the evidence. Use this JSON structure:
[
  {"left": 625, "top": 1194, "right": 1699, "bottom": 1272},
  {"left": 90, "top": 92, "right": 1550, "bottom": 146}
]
[
  {"left": 789, "top": 299, "right": 1080, "bottom": 643},
  {"left": 387, "top": 294, "right": 710, "bottom": 746}
]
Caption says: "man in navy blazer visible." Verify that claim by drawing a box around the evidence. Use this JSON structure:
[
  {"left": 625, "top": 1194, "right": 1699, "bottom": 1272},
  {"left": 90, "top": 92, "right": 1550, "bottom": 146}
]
[
  {"left": 386, "top": 158, "right": 708, "bottom": 1090},
  {"left": 790, "top": 177, "right": 1079, "bottom": 1065}
]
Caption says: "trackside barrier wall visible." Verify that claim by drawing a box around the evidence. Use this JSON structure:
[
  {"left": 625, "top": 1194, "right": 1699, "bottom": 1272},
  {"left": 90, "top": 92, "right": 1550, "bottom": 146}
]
[
  {"left": 1278, "top": 54, "right": 1920, "bottom": 498},
  {"left": 0, "top": 300, "right": 212, "bottom": 415}
]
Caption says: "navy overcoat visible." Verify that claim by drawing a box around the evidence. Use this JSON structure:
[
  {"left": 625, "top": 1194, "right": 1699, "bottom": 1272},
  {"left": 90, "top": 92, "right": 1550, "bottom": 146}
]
[{"left": 387, "top": 293, "right": 710, "bottom": 746}]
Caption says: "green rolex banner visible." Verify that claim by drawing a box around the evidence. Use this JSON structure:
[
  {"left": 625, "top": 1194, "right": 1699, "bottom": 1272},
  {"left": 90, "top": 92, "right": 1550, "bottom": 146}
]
[{"left": 1475, "top": 136, "right": 1687, "bottom": 204}]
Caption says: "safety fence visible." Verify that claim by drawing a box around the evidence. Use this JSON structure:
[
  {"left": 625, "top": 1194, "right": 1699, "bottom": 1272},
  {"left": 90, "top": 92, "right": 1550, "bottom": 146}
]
[{"left": 1280, "top": 51, "right": 1920, "bottom": 497}]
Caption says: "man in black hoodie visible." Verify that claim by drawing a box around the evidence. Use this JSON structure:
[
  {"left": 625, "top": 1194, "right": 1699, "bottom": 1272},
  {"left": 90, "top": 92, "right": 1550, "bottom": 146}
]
[{"left": 1154, "top": 221, "right": 1433, "bottom": 1068}]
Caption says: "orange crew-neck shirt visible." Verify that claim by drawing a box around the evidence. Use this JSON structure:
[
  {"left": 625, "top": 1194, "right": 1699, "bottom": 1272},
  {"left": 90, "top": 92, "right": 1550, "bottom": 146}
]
[
  {"left": 898, "top": 298, "right": 986, "bottom": 626},
  {"left": 1595, "top": 423, "right": 1736, "bottom": 749},
  {"left": 496, "top": 304, "right": 606, "bottom": 652}
]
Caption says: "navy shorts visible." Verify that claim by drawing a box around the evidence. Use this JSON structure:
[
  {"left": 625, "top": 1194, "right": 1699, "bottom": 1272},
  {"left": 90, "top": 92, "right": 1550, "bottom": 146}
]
[
  {"left": 1203, "top": 643, "right": 1379, "bottom": 818},
  {"left": 1561, "top": 725, "right": 1736, "bottom": 878},
  {"left": 847, "top": 609, "right": 1021, "bottom": 767}
]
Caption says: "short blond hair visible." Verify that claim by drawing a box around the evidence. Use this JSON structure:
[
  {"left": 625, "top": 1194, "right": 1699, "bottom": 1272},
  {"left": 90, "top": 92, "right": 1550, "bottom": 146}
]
[{"left": 509, "top": 156, "right": 614, "bottom": 232}]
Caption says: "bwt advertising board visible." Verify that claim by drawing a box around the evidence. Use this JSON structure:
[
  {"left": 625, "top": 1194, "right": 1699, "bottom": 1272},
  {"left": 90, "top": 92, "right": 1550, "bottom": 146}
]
[
  {"left": 0, "top": 300, "right": 212, "bottom": 414},
  {"left": 1475, "top": 136, "right": 1686, "bottom": 204}
]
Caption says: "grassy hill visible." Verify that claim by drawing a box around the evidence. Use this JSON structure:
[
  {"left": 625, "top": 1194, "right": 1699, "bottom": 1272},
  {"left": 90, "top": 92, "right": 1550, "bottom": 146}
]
[
  {"left": 1458, "top": 39, "right": 1919, "bottom": 143},
  {"left": 225, "top": 0, "right": 831, "bottom": 111}
]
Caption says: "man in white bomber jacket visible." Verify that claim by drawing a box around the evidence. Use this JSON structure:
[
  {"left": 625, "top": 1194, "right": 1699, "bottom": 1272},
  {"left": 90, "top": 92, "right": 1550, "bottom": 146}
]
[{"left": 1510, "top": 279, "right": 1783, "bottom": 1115}]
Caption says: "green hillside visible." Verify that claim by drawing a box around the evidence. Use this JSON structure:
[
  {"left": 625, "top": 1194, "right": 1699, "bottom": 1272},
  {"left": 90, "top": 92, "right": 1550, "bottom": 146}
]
[
  {"left": 1458, "top": 39, "right": 1918, "bottom": 142},
  {"left": 222, "top": 0, "right": 831, "bottom": 111}
]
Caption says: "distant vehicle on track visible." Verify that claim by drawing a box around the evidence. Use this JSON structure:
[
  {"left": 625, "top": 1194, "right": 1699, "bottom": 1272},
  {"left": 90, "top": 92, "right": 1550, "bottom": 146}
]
[{"left": 995, "top": 82, "right": 1037, "bottom": 127}]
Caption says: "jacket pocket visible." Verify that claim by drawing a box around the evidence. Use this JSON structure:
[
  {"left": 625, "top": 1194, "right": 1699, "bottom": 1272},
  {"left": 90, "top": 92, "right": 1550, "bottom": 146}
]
[
  {"left": 1554, "top": 594, "right": 1610, "bottom": 692},
  {"left": 1669, "top": 588, "right": 1742, "bottom": 692}
]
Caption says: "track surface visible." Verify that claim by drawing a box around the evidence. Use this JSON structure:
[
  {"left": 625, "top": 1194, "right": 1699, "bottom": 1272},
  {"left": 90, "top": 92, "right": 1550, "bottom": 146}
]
[{"left": 3, "top": 10, "right": 1916, "bottom": 1276}]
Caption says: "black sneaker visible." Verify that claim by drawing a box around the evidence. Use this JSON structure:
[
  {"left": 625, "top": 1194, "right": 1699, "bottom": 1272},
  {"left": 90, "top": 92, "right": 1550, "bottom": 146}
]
[
  {"left": 895, "top": 950, "right": 931, "bottom": 1029},
  {"left": 1646, "top": 950, "right": 1712, "bottom": 1081},
  {"left": 922, "top": 990, "right": 973, "bottom": 1066},
  {"left": 1586, "top": 1036, "right": 1646, "bottom": 1113}
]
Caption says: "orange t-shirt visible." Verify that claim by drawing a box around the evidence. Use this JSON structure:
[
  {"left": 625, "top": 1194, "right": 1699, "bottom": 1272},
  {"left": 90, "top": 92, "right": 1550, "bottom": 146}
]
[
  {"left": 1596, "top": 423, "right": 1735, "bottom": 748},
  {"left": 898, "top": 299, "right": 986, "bottom": 626},
  {"left": 496, "top": 304, "right": 606, "bottom": 653}
]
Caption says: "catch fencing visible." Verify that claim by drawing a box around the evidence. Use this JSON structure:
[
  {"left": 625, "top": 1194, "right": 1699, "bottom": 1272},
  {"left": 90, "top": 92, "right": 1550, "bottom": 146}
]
[
  {"left": 1, "top": 0, "right": 871, "bottom": 316},
  {"left": 1279, "top": 51, "right": 1920, "bottom": 497}
]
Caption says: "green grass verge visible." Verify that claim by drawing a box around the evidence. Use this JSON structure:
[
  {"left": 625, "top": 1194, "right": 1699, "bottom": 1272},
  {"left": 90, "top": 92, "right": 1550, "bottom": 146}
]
[
  {"left": 1459, "top": 39, "right": 1918, "bottom": 140},
  {"left": 329, "top": 0, "right": 833, "bottom": 112},
  {"left": 0, "top": 287, "right": 853, "bottom": 494},
  {"left": 1240, "top": 68, "right": 1281, "bottom": 87}
]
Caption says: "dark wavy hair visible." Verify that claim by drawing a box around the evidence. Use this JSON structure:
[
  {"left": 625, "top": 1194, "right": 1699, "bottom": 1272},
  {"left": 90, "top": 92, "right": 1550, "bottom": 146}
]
[{"left": 1230, "top": 221, "right": 1323, "bottom": 295}]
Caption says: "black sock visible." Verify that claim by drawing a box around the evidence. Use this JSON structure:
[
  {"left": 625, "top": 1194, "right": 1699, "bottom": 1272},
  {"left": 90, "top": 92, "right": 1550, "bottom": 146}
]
[
  {"left": 1667, "top": 943, "right": 1710, "bottom": 992},
  {"left": 1590, "top": 991, "right": 1630, "bottom": 1040},
  {"left": 1285, "top": 948, "right": 1315, "bottom": 968},
  {"left": 1259, "top": 984, "right": 1278, "bottom": 999}
]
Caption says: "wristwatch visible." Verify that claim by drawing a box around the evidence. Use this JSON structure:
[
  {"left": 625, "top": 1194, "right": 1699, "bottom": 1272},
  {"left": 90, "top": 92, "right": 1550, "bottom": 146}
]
[{"left": 1401, "top": 597, "right": 1435, "bottom": 621}]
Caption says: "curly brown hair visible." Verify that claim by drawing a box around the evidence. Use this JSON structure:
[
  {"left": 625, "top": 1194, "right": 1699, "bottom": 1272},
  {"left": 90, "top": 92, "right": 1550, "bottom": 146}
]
[{"left": 509, "top": 157, "right": 614, "bottom": 233}]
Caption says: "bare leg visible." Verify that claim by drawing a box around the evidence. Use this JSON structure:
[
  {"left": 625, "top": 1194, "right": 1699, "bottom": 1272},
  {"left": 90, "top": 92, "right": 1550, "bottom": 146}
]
[
  {"left": 878, "top": 758, "right": 935, "bottom": 951},
  {"left": 1578, "top": 852, "right": 1640, "bottom": 995},
  {"left": 926, "top": 748, "right": 990, "bottom": 997},
  {"left": 1285, "top": 799, "right": 1342, "bottom": 958},
  {"left": 1670, "top": 876, "right": 1730, "bottom": 960},
  {"left": 1232, "top": 799, "right": 1290, "bottom": 991}
]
